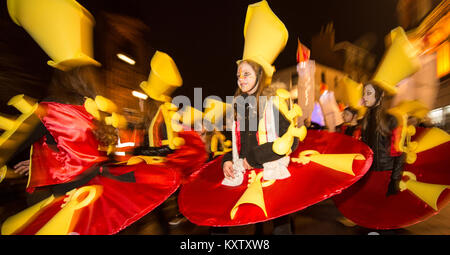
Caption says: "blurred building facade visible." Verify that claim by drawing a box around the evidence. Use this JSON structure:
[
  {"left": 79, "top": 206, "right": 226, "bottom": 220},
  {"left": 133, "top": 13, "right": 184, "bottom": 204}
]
[
  {"left": 399, "top": 0, "right": 450, "bottom": 130},
  {"left": 273, "top": 22, "right": 375, "bottom": 105},
  {"left": 95, "top": 12, "right": 155, "bottom": 126}
]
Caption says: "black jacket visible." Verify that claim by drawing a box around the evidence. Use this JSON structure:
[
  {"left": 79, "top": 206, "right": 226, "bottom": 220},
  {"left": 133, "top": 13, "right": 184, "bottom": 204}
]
[
  {"left": 361, "top": 106, "right": 404, "bottom": 180},
  {"left": 221, "top": 96, "right": 299, "bottom": 168}
]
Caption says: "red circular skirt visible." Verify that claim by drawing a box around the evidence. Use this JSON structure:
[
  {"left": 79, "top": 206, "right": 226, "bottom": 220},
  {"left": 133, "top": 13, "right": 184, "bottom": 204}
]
[
  {"left": 8, "top": 131, "right": 208, "bottom": 235},
  {"left": 178, "top": 130, "right": 373, "bottom": 226},
  {"left": 333, "top": 127, "right": 450, "bottom": 229}
]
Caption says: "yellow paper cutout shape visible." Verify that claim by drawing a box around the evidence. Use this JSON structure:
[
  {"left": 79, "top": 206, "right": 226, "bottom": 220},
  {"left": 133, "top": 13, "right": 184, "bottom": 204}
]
[
  {"left": 291, "top": 150, "right": 366, "bottom": 176},
  {"left": 1, "top": 195, "right": 56, "bottom": 235},
  {"left": 36, "top": 185, "right": 102, "bottom": 235},
  {"left": 230, "top": 171, "right": 268, "bottom": 220},
  {"left": 400, "top": 171, "right": 449, "bottom": 211}
]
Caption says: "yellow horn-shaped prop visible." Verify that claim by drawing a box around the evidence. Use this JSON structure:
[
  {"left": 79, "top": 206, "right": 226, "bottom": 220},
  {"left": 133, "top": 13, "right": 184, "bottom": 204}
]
[
  {"left": 7, "top": 0, "right": 101, "bottom": 70},
  {"left": 95, "top": 96, "right": 118, "bottom": 114},
  {"left": 291, "top": 150, "right": 366, "bottom": 176},
  {"left": 335, "top": 77, "right": 365, "bottom": 115},
  {"left": 230, "top": 171, "right": 267, "bottom": 220},
  {"left": 273, "top": 125, "right": 307, "bottom": 155},
  {"left": 1, "top": 195, "right": 56, "bottom": 235},
  {"left": 371, "top": 27, "right": 420, "bottom": 95},
  {"left": 414, "top": 127, "right": 450, "bottom": 154},
  {"left": 83, "top": 97, "right": 100, "bottom": 120},
  {"left": 36, "top": 185, "right": 102, "bottom": 235},
  {"left": 0, "top": 95, "right": 40, "bottom": 168},
  {"left": 400, "top": 171, "right": 449, "bottom": 211},
  {"left": 239, "top": 0, "right": 288, "bottom": 83},
  {"left": 8, "top": 94, "right": 35, "bottom": 114},
  {"left": 0, "top": 116, "right": 17, "bottom": 131},
  {"left": 104, "top": 112, "right": 127, "bottom": 129},
  {"left": 140, "top": 51, "right": 183, "bottom": 102}
]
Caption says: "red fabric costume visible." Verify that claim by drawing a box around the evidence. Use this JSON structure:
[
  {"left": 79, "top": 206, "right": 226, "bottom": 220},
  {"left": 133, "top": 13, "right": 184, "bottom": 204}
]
[
  {"left": 178, "top": 130, "right": 373, "bottom": 226},
  {"left": 333, "top": 127, "right": 450, "bottom": 229},
  {"left": 8, "top": 102, "right": 207, "bottom": 235}
]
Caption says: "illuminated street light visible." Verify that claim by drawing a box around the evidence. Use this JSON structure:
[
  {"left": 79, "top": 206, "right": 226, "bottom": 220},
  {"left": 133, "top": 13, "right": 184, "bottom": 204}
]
[
  {"left": 117, "top": 53, "right": 136, "bottom": 65},
  {"left": 132, "top": 90, "right": 148, "bottom": 100}
]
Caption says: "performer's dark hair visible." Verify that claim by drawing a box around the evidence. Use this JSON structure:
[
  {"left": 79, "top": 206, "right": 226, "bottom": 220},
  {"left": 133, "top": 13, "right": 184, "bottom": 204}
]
[
  {"left": 344, "top": 106, "right": 358, "bottom": 117},
  {"left": 361, "top": 83, "right": 396, "bottom": 136},
  {"left": 47, "top": 65, "right": 118, "bottom": 148}
]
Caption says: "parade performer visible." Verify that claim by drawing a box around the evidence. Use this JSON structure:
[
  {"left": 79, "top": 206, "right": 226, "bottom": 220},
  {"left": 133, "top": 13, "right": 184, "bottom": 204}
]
[
  {"left": 334, "top": 76, "right": 366, "bottom": 139},
  {"left": 1, "top": 0, "right": 206, "bottom": 235},
  {"left": 333, "top": 27, "right": 450, "bottom": 230},
  {"left": 336, "top": 106, "right": 362, "bottom": 140},
  {"left": 178, "top": 0, "right": 373, "bottom": 229}
]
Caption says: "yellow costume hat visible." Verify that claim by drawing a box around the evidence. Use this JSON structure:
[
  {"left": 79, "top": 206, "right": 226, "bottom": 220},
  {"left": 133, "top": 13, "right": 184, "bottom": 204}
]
[
  {"left": 140, "top": 51, "right": 183, "bottom": 102},
  {"left": 7, "top": 0, "right": 101, "bottom": 71},
  {"left": 370, "top": 27, "right": 420, "bottom": 95},
  {"left": 335, "top": 77, "right": 366, "bottom": 118},
  {"left": 237, "top": 0, "right": 289, "bottom": 84}
]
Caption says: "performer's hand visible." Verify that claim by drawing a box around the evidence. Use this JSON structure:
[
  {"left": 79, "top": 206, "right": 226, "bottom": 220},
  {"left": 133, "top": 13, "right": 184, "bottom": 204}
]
[
  {"left": 243, "top": 158, "right": 253, "bottom": 170},
  {"left": 223, "top": 161, "right": 235, "bottom": 178},
  {"left": 14, "top": 160, "right": 30, "bottom": 176}
]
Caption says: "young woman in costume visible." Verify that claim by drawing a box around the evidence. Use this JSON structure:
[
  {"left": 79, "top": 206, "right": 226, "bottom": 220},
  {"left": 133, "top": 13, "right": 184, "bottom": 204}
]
[
  {"left": 1, "top": 0, "right": 206, "bottom": 235},
  {"left": 333, "top": 27, "right": 450, "bottom": 230},
  {"left": 178, "top": 0, "right": 373, "bottom": 233}
]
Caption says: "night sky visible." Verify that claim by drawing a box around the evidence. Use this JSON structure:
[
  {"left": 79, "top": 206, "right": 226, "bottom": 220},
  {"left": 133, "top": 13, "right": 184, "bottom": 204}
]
[{"left": 1, "top": 0, "right": 400, "bottom": 102}]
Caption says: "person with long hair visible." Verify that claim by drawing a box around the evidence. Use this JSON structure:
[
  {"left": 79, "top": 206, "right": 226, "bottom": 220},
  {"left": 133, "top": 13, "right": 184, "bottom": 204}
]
[
  {"left": 333, "top": 26, "right": 450, "bottom": 230},
  {"left": 178, "top": 0, "right": 373, "bottom": 235},
  {"left": 360, "top": 83, "right": 404, "bottom": 195}
]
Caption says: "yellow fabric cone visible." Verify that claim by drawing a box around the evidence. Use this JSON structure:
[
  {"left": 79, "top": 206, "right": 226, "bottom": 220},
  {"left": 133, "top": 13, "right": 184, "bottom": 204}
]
[
  {"left": 400, "top": 172, "right": 449, "bottom": 211},
  {"left": 7, "top": 0, "right": 100, "bottom": 70},
  {"left": 292, "top": 150, "right": 366, "bottom": 176},
  {"left": 95, "top": 96, "right": 118, "bottom": 113},
  {"left": 230, "top": 171, "right": 267, "bottom": 219},
  {"left": 1, "top": 195, "right": 56, "bottom": 235},
  {"left": 238, "top": 0, "right": 288, "bottom": 82},
  {"left": 0, "top": 95, "right": 40, "bottom": 169},
  {"left": 390, "top": 100, "right": 429, "bottom": 119},
  {"left": 371, "top": 27, "right": 420, "bottom": 95},
  {"left": 335, "top": 77, "right": 365, "bottom": 116},
  {"left": 36, "top": 185, "right": 102, "bottom": 235},
  {"left": 140, "top": 51, "right": 183, "bottom": 102},
  {"left": 0, "top": 116, "right": 18, "bottom": 131},
  {"left": 415, "top": 127, "right": 450, "bottom": 153},
  {"left": 83, "top": 97, "right": 100, "bottom": 120}
]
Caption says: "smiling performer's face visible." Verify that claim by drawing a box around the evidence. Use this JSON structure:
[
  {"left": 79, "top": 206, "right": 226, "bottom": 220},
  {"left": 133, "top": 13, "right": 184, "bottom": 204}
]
[{"left": 237, "top": 62, "right": 258, "bottom": 95}]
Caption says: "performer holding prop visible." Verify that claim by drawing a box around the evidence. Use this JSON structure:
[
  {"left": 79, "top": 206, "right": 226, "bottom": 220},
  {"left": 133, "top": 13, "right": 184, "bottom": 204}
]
[
  {"left": 178, "top": 0, "right": 373, "bottom": 229},
  {"left": 333, "top": 27, "right": 450, "bottom": 230}
]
